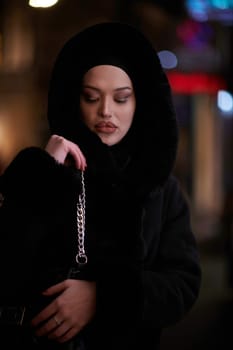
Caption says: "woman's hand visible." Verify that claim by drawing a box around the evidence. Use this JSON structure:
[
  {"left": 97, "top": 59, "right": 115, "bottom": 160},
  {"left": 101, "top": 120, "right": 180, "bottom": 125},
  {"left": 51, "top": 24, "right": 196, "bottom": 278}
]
[
  {"left": 31, "top": 279, "right": 96, "bottom": 343},
  {"left": 45, "top": 135, "right": 87, "bottom": 171}
]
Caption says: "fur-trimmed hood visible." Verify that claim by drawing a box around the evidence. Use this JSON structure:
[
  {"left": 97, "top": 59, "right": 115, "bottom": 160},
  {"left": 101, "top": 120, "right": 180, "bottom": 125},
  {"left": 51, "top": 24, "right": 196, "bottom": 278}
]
[{"left": 47, "top": 22, "right": 179, "bottom": 196}]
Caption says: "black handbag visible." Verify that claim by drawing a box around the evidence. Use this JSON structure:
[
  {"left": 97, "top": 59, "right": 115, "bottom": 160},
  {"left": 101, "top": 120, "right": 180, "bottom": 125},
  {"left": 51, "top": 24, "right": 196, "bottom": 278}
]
[{"left": 0, "top": 147, "right": 87, "bottom": 349}]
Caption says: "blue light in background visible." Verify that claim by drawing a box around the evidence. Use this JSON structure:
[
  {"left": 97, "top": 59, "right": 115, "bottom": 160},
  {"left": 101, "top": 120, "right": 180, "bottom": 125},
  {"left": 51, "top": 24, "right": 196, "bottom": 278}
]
[
  {"left": 212, "top": 0, "right": 233, "bottom": 9},
  {"left": 186, "top": 0, "right": 209, "bottom": 21},
  {"left": 186, "top": 0, "right": 233, "bottom": 22},
  {"left": 158, "top": 50, "right": 178, "bottom": 69},
  {"left": 217, "top": 90, "right": 233, "bottom": 117}
]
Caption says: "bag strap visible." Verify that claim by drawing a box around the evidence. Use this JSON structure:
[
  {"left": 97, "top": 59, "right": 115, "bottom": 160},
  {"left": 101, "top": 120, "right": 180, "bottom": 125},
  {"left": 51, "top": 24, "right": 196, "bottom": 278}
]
[{"left": 76, "top": 171, "right": 88, "bottom": 266}]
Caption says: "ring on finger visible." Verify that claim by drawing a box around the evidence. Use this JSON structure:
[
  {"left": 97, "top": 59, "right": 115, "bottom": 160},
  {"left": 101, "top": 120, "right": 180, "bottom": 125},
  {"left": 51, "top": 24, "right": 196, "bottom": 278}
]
[{"left": 53, "top": 315, "right": 62, "bottom": 326}]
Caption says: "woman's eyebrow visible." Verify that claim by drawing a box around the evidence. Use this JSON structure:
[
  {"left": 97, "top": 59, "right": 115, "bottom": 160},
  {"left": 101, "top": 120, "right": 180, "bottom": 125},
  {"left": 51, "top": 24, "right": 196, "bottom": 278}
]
[
  {"left": 115, "top": 87, "right": 132, "bottom": 92},
  {"left": 82, "top": 85, "right": 132, "bottom": 92},
  {"left": 82, "top": 85, "right": 99, "bottom": 91}
]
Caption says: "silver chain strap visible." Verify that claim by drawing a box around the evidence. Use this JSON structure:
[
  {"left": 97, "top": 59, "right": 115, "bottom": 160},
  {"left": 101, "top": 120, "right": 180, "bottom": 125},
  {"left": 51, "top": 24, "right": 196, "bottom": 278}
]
[{"left": 76, "top": 171, "right": 88, "bottom": 266}]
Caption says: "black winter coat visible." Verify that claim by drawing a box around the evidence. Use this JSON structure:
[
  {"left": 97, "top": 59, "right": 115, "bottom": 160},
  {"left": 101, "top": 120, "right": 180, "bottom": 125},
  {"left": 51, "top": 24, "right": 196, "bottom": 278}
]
[{"left": 0, "top": 145, "right": 201, "bottom": 350}]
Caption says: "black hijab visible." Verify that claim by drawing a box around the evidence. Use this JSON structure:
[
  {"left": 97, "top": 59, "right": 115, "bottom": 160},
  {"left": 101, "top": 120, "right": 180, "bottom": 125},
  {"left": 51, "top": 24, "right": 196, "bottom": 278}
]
[{"left": 47, "top": 22, "right": 179, "bottom": 196}]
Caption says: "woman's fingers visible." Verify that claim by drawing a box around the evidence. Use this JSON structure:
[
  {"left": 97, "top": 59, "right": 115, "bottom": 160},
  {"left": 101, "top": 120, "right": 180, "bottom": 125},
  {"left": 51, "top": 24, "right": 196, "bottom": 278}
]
[
  {"left": 31, "top": 279, "right": 96, "bottom": 342},
  {"left": 68, "top": 144, "right": 87, "bottom": 171},
  {"left": 45, "top": 135, "right": 87, "bottom": 170}
]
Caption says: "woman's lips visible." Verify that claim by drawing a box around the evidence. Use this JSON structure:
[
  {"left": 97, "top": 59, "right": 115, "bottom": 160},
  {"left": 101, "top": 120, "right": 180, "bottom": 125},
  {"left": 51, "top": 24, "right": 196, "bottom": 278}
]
[{"left": 95, "top": 122, "right": 117, "bottom": 133}]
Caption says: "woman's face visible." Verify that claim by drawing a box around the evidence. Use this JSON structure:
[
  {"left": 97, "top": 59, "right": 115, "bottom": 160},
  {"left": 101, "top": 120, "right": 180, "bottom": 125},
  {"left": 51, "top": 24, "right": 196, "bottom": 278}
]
[{"left": 80, "top": 65, "right": 136, "bottom": 146}]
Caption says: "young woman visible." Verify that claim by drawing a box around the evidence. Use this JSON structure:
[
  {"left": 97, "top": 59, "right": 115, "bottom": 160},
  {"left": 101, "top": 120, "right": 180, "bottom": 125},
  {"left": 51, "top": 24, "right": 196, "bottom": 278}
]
[{"left": 0, "top": 22, "right": 201, "bottom": 349}]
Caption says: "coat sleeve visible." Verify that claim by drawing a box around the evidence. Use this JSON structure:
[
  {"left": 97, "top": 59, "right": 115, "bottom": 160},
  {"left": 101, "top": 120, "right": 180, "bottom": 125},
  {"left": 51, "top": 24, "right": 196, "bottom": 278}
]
[
  {"left": 142, "top": 176, "right": 201, "bottom": 327},
  {"left": 0, "top": 147, "right": 81, "bottom": 200},
  {"left": 0, "top": 146, "right": 83, "bottom": 305}
]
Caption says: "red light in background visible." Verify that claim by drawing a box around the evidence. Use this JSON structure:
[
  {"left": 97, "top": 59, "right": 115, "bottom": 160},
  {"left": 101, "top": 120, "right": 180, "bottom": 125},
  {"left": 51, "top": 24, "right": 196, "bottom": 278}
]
[{"left": 167, "top": 72, "right": 226, "bottom": 94}]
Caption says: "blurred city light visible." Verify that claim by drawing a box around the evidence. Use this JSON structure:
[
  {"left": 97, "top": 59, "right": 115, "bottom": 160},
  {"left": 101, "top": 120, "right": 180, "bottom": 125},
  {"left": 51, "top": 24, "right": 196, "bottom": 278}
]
[
  {"left": 167, "top": 72, "right": 226, "bottom": 94},
  {"left": 158, "top": 50, "right": 178, "bottom": 69},
  {"left": 217, "top": 89, "right": 233, "bottom": 116},
  {"left": 186, "top": 0, "right": 233, "bottom": 23},
  {"left": 29, "top": 0, "right": 58, "bottom": 8}
]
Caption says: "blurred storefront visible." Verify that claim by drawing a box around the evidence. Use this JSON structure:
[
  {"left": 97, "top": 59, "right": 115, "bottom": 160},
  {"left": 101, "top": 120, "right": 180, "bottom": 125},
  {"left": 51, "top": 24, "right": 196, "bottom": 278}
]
[{"left": 166, "top": 3, "right": 233, "bottom": 241}]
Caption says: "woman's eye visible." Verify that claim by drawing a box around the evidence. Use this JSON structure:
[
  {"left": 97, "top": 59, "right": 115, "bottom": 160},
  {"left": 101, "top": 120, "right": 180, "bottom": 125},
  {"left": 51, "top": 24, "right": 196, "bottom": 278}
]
[
  {"left": 82, "top": 94, "right": 99, "bottom": 103},
  {"left": 115, "top": 95, "right": 130, "bottom": 103}
]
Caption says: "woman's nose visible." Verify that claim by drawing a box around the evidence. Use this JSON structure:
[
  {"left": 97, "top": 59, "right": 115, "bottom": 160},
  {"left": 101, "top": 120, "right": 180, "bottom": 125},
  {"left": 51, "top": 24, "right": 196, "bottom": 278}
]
[{"left": 99, "top": 98, "right": 112, "bottom": 118}]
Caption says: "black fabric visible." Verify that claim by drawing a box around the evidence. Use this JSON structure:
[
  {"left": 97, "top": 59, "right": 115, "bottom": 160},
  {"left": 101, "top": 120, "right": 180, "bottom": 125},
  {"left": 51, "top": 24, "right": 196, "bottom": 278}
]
[
  {"left": 0, "top": 147, "right": 89, "bottom": 349},
  {"left": 0, "top": 147, "right": 82, "bottom": 305},
  {"left": 0, "top": 325, "right": 85, "bottom": 350}
]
